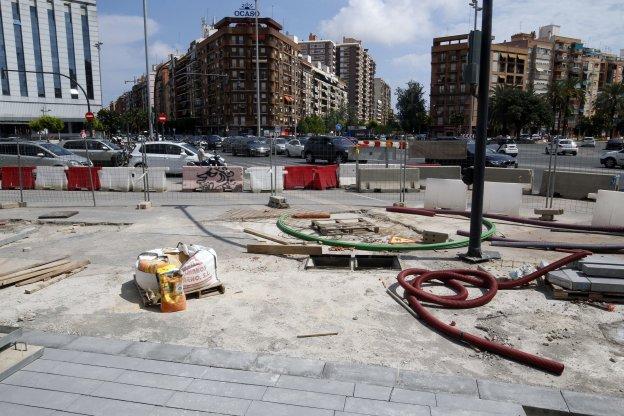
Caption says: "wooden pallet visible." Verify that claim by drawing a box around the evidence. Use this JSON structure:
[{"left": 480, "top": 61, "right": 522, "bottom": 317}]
[
  {"left": 311, "top": 218, "right": 379, "bottom": 235},
  {"left": 134, "top": 277, "right": 225, "bottom": 308},
  {"left": 547, "top": 282, "right": 624, "bottom": 304}
]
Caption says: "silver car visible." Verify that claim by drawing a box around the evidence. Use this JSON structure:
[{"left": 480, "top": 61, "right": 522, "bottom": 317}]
[
  {"left": 285, "top": 138, "right": 309, "bottom": 157},
  {"left": 0, "top": 141, "right": 92, "bottom": 167},
  {"left": 60, "top": 139, "right": 126, "bottom": 166}
]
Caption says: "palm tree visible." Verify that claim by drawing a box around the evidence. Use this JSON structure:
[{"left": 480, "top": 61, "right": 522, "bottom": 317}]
[
  {"left": 547, "top": 79, "right": 585, "bottom": 136},
  {"left": 595, "top": 82, "right": 624, "bottom": 139}
]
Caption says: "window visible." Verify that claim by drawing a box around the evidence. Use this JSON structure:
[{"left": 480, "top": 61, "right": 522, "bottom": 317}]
[
  {"left": 0, "top": 5, "right": 9, "bottom": 95},
  {"left": 166, "top": 144, "right": 183, "bottom": 155},
  {"left": 12, "top": 2, "right": 28, "bottom": 96},
  {"left": 80, "top": 6, "right": 94, "bottom": 99},
  {"left": 87, "top": 141, "right": 104, "bottom": 150},
  {"left": 20, "top": 144, "right": 42, "bottom": 157},
  {"left": 64, "top": 3, "right": 78, "bottom": 99},
  {"left": 47, "top": 1, "right": 62, "bottom": 98},
  {"left": 145, "top": 144, "right": 165, "bottom": 154},
  {"left": 63, "top": 141, "right": 82, "bottom": 149},
  {"left": 30, "top": 2, "right": 45, "bottom": 97},
  {"left": 0, "top": 143, "right": 17, "bottom": 155}
]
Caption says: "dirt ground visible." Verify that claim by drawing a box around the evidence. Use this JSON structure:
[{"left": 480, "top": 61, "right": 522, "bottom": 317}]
[{"left": 0, "top": 206, "right": 622, "bottom": 396}]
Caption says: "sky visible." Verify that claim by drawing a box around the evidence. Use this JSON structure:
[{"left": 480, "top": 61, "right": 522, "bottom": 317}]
[{"left": 97, "top": 0, "right": 624, "bottom": 108}]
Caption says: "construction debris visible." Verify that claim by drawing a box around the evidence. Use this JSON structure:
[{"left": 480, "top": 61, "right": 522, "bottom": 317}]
[
  {"left": 268, "top": 195, "right": 289, "bottom": 209},
  {"left": 534, "top": 208, "right": 564, "bottom": 221},
  {"left": 0, "top": 257, "right": 89, "bottom": 290},
  {"left": 38, "top": 211, "right": 79, "bottom": 219},
  {"left": 311, "top": 218, "right": 379, "bottom": 235},
  {"left": 244, "top": 228, "right": 290, "bottom": 245},
  {"left": 422, "top": 230, "right": 449, "bottom": 244},
  {"left": 247, "top": 244, "right": 322, "bottom": 255},
  {"left": 297, "top": 332, "right": 338, "bottom": 338},
  {"left": 292, "top": 212, "right": 331, "bottom": 219},
  {"left": 0, "top": 227, "right": 37, "bottom": 248},
  {"left": 389, "top": 235, "right": 419, "bottom": 244}
]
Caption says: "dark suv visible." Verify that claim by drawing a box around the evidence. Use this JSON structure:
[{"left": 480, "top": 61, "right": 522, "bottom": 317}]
[{"left": 303, "top": 136, "right": 354, "bottom": 164}]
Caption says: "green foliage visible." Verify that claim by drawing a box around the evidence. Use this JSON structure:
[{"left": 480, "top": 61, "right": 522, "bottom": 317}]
[
  {"left": 323, "top": 106, "right": 348, "bottom": 133},
  {"left": 28, "top": 115, "right": 64, "bottom": 133},
  {"left": 594, "top": 82, "right": 624, "bottom": 138},
  {"left": 547, "top": 79, "right": 585, "bottom": 135},
  {"left": 118, "top": 108, "right": 149, "bottom": 133},
  {"left": 97, "top": 109, "right": 122, "bottom": 135},
  {"left": 298, "top": 115, "right": 325, "bottom": 134},
  {"left": 395, "top": 81, "right": 428, "bottom": 133},
  {"left": 490, "top": 86, "right": 553, "bottom": 137}
]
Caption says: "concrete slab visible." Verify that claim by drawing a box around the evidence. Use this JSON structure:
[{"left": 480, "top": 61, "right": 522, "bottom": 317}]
[
  {"left": 436, "top": 393, "right": 526, "bottom": 416},
  {"left": 185, "top": 348, "right": 258, "bottom": 370},
  {"left": 90, "top": 380, "right": 175, "bottom": 406},
  {"left": 397, "top": 370, "right": 478, "bottom": 396},
  {"left": 18, "top": 330, "right": 77, "bottom": 349},
  {"left": 354, "top": 383, "right": 392, "bottom": 401},
  {"left": 0, "top": 384, "right": 80, "bottom": 411},
  {"left": 562, "top": 390, "right": 624, "bottom": 416},
  {"left": 115, "top": 369, "right": 193, "bottom": 391},
  {"left": 166, "top": 391, "right": 251, "bottom": 415},
  {"left": 275, "top": 374, "right": 355, "bottom": 396},
  {"left": 344, "top": 396, "right": 430, "bottom": 416},
  {"left": 0, "top": 401, "right": 56, "bottom": 416},
  {"left": 24, "top": 357, "right": 125, "bottom": 382},
  {"left": 67, "top": 395, "right": 156, "bottom": 416},
  {"left": 186, "top": 378, "right": 266, "bottom": 400},
  {"left": 253, "top": 353, "right": 325, "bottom": 378},
  {"left": 262, "top": 386, "right": 346, "bottom": 410},
  {"left": 323, "top": 362, "right": 397, "bottom": 387},
  {"left": 582, "top": 264, "right": 624, "bottom": 279},
  {"left": 389, "top": 387, "right": 436, "bottom": 406},
  {"left": 0, "top": 345, "right": 43, "bottom": 382},
  {"left": 3, "top": 370, "right": 102, "bottom": 395},
  {"left": 587, "top": 277, "right": 624, "bottom": 293},
  {"left": 63, "top": 335, "right": 134, "bottom": 355},
  {"left": 199, "top": 366, "right": 279, "bottom": 386},
  {"left": 547, "top": 269, "right": 592, "bottom": 291},
  {"left": 578, "top": 255, "right": 624, "bottom": 268},
  {"left": 477, "top": 379, "right": 569, "bottom": 413},
  {"left": 246, "top": 400, "right": 333, "bottom": 416},
  {"left": 121, "top": 341, "right": 194, "bottom": 363}
]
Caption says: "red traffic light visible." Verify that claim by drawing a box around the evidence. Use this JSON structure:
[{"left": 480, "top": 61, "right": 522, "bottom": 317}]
[
  {"left": 85, "top": 111, "right": 95, "bottom": 122},
  {"left": 157, "top": 113, "right": 168, "bottom": 124}
]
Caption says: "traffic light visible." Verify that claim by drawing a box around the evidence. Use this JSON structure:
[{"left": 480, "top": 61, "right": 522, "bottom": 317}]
[{"left": 462, "top": 30, "right": 482, "bottom": 86}]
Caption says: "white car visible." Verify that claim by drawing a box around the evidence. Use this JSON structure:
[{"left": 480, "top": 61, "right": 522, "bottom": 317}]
[
  {"left": 545, "top": 139, "right": 578, "bottom": 156},
  {"left": 285, "top": 138, "right": 309, "bottom": 157},
  {"left": 128, "top": 141, "right": 221, "bottom": 174},
  {"left": 498, "top": 143, "right": 518, "bottom": 157},
  {"left": 600, "top": 149, "right": 624, "bottom": 169}
]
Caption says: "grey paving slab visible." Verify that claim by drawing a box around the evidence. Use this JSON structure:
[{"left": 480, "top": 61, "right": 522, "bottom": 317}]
[
  {"left": 63, "top": 336, "right": 134, "bottom": 355},
  {"left": 436, "top": 393, "right": 526, "bottom": 416},
  {"left": 582, "top": 263, "right": 624, "bottom": 278},
  {"left": 115, "top": 369, "right": 193, "bottom": 391},
  {"left": 166, "top": 391, "right": 251, "bottom": 415},
  {"left": 275, "top": 374, "right": 355, "bottom": 396},
  {"left": 245, "top": 400, "right": 333, "bottom": 416},
  {"left": 67, "top": 395, "right": 156, "bottom": 416},
  {"left": 397, "top": 370, "right": 478, "bottom": 396},
  {"left": 185, "top": 378, "right": 266, "bottom": 400},
  {"left": 587, "top": 276, "right": 624, "bottom": 293},
  {"left": 2, "top": 371, "right": 102, "bottom": 395},
  {"left": 354, "top": 383, "right": 392, "bottom": 401},
  {"left": 90, "top": 380, "right": 175, "bottom": 406},
  {"left": 262, "top": 386, "right": 346, "bottom": 410},
  {"left": 41, "top": 348, "right": 82, "bottom": 362},
  {"left": 547, "top": 269, "right": 591, "bottom": 291},
  {"left": 252, "top": 354, "right": 325, "bottom": 377},
  {"left": 185, "top": 348, "right": 258, "bottom": 371},
  {"left": 477, "top": 379, "right": 569, "bottom": 413},
  {"left": 24, "top": 359, "right": 125, "bottom": 382},
  {"left": 153, "top": 407, "right": 229, "bottom": 416},
  {"left": 323, "top": 362, "right": 397, "bottom": 387},
  {"left": 0, "top": 384, "right": 80, "bottom": 411},
  {"left": 430, "top": 409, "right": 517, "bottom": 416},
  {"left": 122, "top": 341, "right": 194, "bottom": 362},
  {"left": 389, "top": 387, "right": 436, "bottom": 406},
  {"left": 578, "top": 254, "right": 624, "bottom": 268},
  {"left": 18, "top": 331, "right": 78, "bottom": 349},
  {"left": 67, "top": 351, "right": 147, "bottom": 372},
  {"left": 0, "top": 401, "right": 56, "bottom": 416},
  {"left": 49, "top": 412, "right": 89, "bottom": 416},
  {"left": 562, "top": 390, "right": 624, "bottom": 416},
  {"left": 343, "top": 397, "right": 430, "bottom": 416},
  {"left": 199, "top": 366, "right": 279, "bottom": 386}
]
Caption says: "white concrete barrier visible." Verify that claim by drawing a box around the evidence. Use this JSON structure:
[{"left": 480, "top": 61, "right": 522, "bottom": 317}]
[
  {"left": 483, "top": 182, "right": 523, "bottom": 216},
  {"left": 357, "top": 168, "right": 419, "bottom": 192},
  {"left": 424, "top": 178, "right": 467, "bottom": 210},
  {"left": 339, "top": 163, "right": 401, "bottom": 188},
  {"left": 592, "top": 190, "right": 624, "bottom": 227},
  {"left": 133, "top": 167, "right": 168, "bottom": 192},
  {"left": 34, "top": 166, "right": 67, "bottom": 190},
  {"left": 98, "top": 167, "right": 134, "bottom": 192},
  {"left": 244, "top": 166, "right": 284, "bottom": 193}
]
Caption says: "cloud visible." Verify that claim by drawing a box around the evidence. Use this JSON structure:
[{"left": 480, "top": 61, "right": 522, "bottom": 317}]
[
  {"left": 392, "top": 53, "right": 430, "bottom": 69},
  {"left": 99, "top": 15, "right": 160, "bottom": 46}
]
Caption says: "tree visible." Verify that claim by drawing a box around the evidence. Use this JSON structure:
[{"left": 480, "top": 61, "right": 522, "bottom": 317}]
[
  {"left": 396, "top": 81, "right": 428, "bottom": 133},
  {"left": 448, "top": 112, "right": 466, "bottom": 135},
  {"left": 489, "top": 86, "right": 552, "bottom": 137},
  {"left": 594, "top": 82, "right": 624, "bottom": 139},
  {"left": 547, "top": 79, "right": 585, "bottom": 136},
  {"left": 324, "top": 106, "right": 347, "bottom": 133},
  {"left": 297, "top": 115, "right": 325, "bottom": 134},
  {"left": 29, "top": 115, "right": 64, "bottom": 133},
  {"left": 97, "top": 109, "right": 122, "bottom": 136}
]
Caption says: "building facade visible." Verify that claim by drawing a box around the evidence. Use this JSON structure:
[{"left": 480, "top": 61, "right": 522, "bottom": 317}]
[
  {"left": 299, "top": 55, "right": 347, "bottom": 119},
  {"left": 0, "top": 0, "right": 101, "bottom": 135},
  {"left": 373, "top": 77, "right": 391, "bottom": 125},
  {"left": 299, "top": 33, "right": 335, "bottom": 74},
  {"left": 336, "top": 37, "right": 375, "bottom": 123}
]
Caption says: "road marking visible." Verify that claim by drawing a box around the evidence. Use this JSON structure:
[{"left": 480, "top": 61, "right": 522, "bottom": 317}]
[{"left": 351, "top": 193, "right": 388, "bottom": 203}]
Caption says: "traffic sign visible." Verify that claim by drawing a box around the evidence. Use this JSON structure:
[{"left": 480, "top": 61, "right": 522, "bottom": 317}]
[
  {"left": 85, "top": 111, "right": 94, "bottom": 122},
  {"left": 335, "top": 123, "right": 342, "bottom": 132},
  {"left": 157, "top": 113, "right": 168, "bottom": 124}
]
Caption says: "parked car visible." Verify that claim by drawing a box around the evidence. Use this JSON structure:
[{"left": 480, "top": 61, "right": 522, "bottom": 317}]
[
  {"left": 231, "top": 138, "right": 270, "bottom": 157},
  {"left": 496, "top": 142, "right": 519, "bottom": 157},
  {"left": 605, "top": 138, "right": 624, "bottom": 151},
  {"left": 579, "top": 137, "right": 596, "bottom": 148},
  {"left": 467, "top": 143, "right": 518, "bottom": 168},
  {"left": 600, "top": 149, "right": 624, "bottom": 169},
  {"left": 285, "top": 137, "right": 309, "bottom": 157},
  {"left": 60, "top": 139, "right": 126, "bottom": 166},
  {"left": 303, "top": 136, "right": 354, "bottom": 164},
  {"left": 128, "top": 141, "right": 223, "bottom": 174},
  {"left": 271, "top": 138, "right": 288, "bottom": 154},
  {"left": 545, "top": 139, "right": 578, "bottom": 155},
  {"left": 221, "top": 136, "right": 242, "bottom": 153},
  {"left": 0, "top": 141, "right": 92, "bottom": 168},
  {"left": 205, "top": 135, "right": 224, "bottom": 150}
]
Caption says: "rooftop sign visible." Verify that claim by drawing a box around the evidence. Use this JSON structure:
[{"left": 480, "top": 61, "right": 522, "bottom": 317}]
[{"left": 234, "top": 2, "right": 260, "bottom": 17}]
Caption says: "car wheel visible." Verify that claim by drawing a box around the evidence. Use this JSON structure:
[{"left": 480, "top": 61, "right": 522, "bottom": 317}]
[
  {"left": 305, "top": 152, "right": 315, "bottom": 164},
  {"left": 335, "top": 153, "right": 347, "bottom": 164},
  {"left": 604, "top": 158, "right": 617, "bottom": 169},
  {"left": 572, "top": 152, "right": 577, "bottom": 156},
  {"left": 286, "top": 150, "right": 290, "bottom": 157}
]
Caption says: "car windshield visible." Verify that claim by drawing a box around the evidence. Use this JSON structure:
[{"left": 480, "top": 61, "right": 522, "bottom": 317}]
[
  {"left": 559, "top": 140, "right": 571, "bottom": 145},
  {"left": 275, "top": 139, "right": 287, "bottom": 144},
  {"left": 332, "top": 137, "right": 354, "bottom": 146},
  {"left": 181, "top": 143, "right": 198, "bottom": 154},
  {"left": 468, "top": 144, "right": 496, "bottom": 155},
  {"left": 38, "top": 142, "right": 74, "bottom": 156},
  {"left": 101, "top": 140, "right": 121, "bottom": 150}
]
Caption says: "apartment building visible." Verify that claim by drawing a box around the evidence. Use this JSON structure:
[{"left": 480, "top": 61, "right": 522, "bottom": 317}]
[
  {"left": 298, "top": 55, "right": 347, "bottom": 119},
  {"left": 299, "top": 33, "right": 336, "bottom": 74},
  {"left": 501, "top": 32, "right": 553, "bottom": 94},
  {"left": 373, "top": 78, "right": 391, "bottom": 125},
  {"left": 336, "top": 37, "right": 376, "bottom": 123}
]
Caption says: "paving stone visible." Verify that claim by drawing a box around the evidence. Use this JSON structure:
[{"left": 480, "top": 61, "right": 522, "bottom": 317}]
[
  {"left": 0, "top": 401, "right": 55, "bottom": 416},
  {"left": 547, "top": 269, "right": 591, "bottom": 291},
  {"left": 115, "top": 369, "right": 193, "bottom": 391},
  {"left": 430, "top": 409, "right": 516, "bottom": 416},
  {"left": 67, "top": 395, "right": 156, "bottom": 416},
  {"left": 41, "top": 348, "right": 82, "bottom": 362},
  {"left": 477, "top": 380, "right": 569, "bottom": 413},
  {"left": 18, "top": 331, "right": 77, "bottom": 349},
  {"left": 389, "top": 387, "right": 436, "bottom": 406},
  {"left": 0, "top": 384, "right": 80, "bottom": 411},
  {"left": 578, "top": 254, "right": 624, "bottom": 268},
  {"left": 344, "top": 397, "right": 430, "bottom": 416},
  {"left": 122, "top": 341, "right": 194, "bottom": 362},
  {"left": 63, "top": 336, "right": 134, "bottom": 355},
  {"left": 436, "top": 393, "right": 526, "bottom": 416},
  {"left": 587, "top": 277, "right": 624, "bottom": 293},
  {"left": 276, "top": 374, "right": 355, "bottom": 396},
  {"left": 166, "top": 391, "right": 251, "bottom": 415},
  {"left": 253, "top": 354, "right": 325, "bottom": 377},
  {"left": 186, "top": 378, "right": 266, "bottom": 400},
  {"left": 323, "top": 362, "right": 397, "bottom": 387},
  {"left": 24, "top": 359, "right": 125, "bottom": 382},
  {"left": 562, "top": 390, "right": 624, "bottom": 416},
  {"left": 153, "top": 407, "right": 229, "bottom": 416},
  {"left": 354, "top": 383, "right": 392, "bottom": 401},
  {"left": 262, "top": 386, "right": 346, "bottom": 410},
  {"left": 397, "top": 370, "right": 478, "bottom": 396},
  {"left": 245, "top": 400, "right": 333, "bottom": 416},
  {"left": 185, "top": 348, "right": 258, "bottom": 370},
  {"left": 69, "top": 351, "right": 147, "bottom": 371},
  {"left": 581, "top": 264, "right": 624, "bottom": 279},
  {"left": 199, "top": 366, "right": 279, "bottom": 386},
  {"left": 3, "top": 370, "right": 102, "bottom": 395},
  {"left": 90, "top": 381, "right": 175, "bottom": 406}
]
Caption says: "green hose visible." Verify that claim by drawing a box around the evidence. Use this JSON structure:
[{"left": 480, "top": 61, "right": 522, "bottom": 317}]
[{"left": 277, "top": 214, "right": 497, "bottom": 252}]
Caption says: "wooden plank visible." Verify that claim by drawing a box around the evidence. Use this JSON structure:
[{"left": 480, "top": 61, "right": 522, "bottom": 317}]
[
  {"left": 292, "top": 212, "right": 331, "bottom": 219},
  {"left": 0, "top": 259, "right": 72, "bottom": 286},
  {"left": 0, "top": 227, "right": 37, "bottom": 248},
  {"left": 0, "top": 256, "right": 69, "bottom": 279},
  {"left": 15, "top": 260, "right": 89, "bottom": 287},
  {"left": 243, "top": 228, "right": 290, "bottom": 245},
  {"left": 24, "top": 265, "right": 88, "bottom": 294},
  {"left": 247, "top": 244, "right": 322, "bottom": 255}
]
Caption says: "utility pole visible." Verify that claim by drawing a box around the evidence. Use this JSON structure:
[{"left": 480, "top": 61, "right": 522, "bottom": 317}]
[
  {"left": 141, "top": 0, "right": 152, "bottom": 203},
  {"left": 94, "top": 41, "right": 103, "bottom": 106},
  {"left": 467, "top": 0, "right": 482, "bottom": 137}
]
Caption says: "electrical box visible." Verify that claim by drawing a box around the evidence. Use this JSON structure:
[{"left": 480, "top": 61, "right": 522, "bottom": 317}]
[{"left": 463, "top": 30, "right": 482, "bottom": 86}]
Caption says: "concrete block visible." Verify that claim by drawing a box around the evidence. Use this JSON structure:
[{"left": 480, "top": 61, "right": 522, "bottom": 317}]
[
  {"left": 186, "top": 378, "right": 266, "bottom": 400},
  {"left": 263, "top": 386, "right": 346, "bottom": 410},
  {"left": 416, "top": 166, "right": 462, "bottom": 183},
  {"left": 136, "top": 201, "right": 152, "bottom": 210},
  {"left": 63, "top": 336, "right": 133, "bottom": 355},
  {"left": 397, "top": 370, "right": 478, "bottom": 396},
  {"left": 485, "top": 168, "right": 533, "bottom": 192},
  {"left": 0, "top": 402, "right": 55, "bottom": 416},
  {"left": 477, "top": 379, "right": 569, "bottom": 413},
  {"left": 245, "top": 166, "right": 285, "bottom": 192},
  {"left": 424, "top": 178, "right": 467, "bottom": 210},
  {"left": 136, "top": 358, "right": 208, "bottom": 379},
  {"left": 26, "top": 357, "right": 125, "bottom": 382},
  {"left": 199, "top": 366, "right": 279, "bottom": 386},
  {"left": 540, "top": 171, "right": 618, "bottom": 200},
  {"left": 4, "top": 370, "right": 102, "bottom": 395},
  {"left": 579, "top": 254, "right": 624, "bottom": 268},
  {"left": 562, "top": 389, "right": 624, "bottom": 416},
  {"left": 18, "top": 330, "right": 77, "bottom": 349},
  {"left": 581, "top": 264, "right": 624, "bottom": 279},
  {"left": 246, "top": 400, "right": 333, "bottom": 416},
  {"left": 389, "top": 387, "right": 436, "bottom": 406},
  {"left": 276, "top": 374, "right": 355, "bottom": 396},
  {"left": 122, "top": 341, "right": 194, "bottom": 363},
  {"left": 166, "top": 391, "right": 250, "bottom": 415},
  {"left": 592, "top": 189, "right": 624, "bottom": 227},
  {"left": 183, "top": 166, "right": 243, "bottom": 192},
  {"left": 483, "top": 182, "right": 523, "bottom": 216},
  {"left": 40, "top": 347, "right": 81, "bottom": 362},
  {"left": 357, "top": 168, "right": 419, "bottom": 192},
  {"left": 436, "top": 393, "right": 526, "bottom": 416},
  {"left": 90, "top": 380, "right": 175, "bottom": 406},
  {"left": 344, "top": 397, "right": 430, "bottom": 416},
  {"left": 133, "top": 167, "right": 168, "bottom": 192},
  {"left": 0, "top": 383, "right": 80, "bottom": 411},
  {"left": 547, "top": 269, "right": 592, "bottom": 291},
  {"left": 35, "top": 166, "right": 67, "bottom": 190},
  {"left": 115, "top": 369, "right": 193, "bottom": 391},
  {"left": 253, "top": 354, "right": 325, "bottom": 377},
  {"left": 339, "top": 163, "right": 401, "bottom": 188},
  {"left": 430, "top": 409, "right": 515, "bottom": 416},
  {"left": 185, "top": 348, "right": 258, "bottom": 370},
  {"left": 588, "top": 277, "right": 624, "bottom": 293},
  {"left": 354, "top": 383, "right": 392, "bottom": 401},
  {"left": 323, "top": 362, "right": 397, "bottom": 387},
  {"left": 68, "top": 395, "right": 156, "bottom": 416}
]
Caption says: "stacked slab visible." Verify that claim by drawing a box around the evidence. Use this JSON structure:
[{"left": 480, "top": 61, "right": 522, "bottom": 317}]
[{"left": 547, "top": 255, "right": 624, "bottom": 294}]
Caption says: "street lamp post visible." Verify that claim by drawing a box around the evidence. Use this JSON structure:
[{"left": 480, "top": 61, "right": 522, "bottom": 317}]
[
  {"left": 467, "top": 0, "right": 482, "bottom": 137},
  {"left": 94, "top": 41, "right": 103, "bottom": 106},
  {"left": 141, "top": 0, "right": 153, "bottom": 203}
]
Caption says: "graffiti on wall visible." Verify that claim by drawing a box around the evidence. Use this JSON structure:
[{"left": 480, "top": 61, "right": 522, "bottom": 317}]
[{"left": 183, "top": 167, "right": 243, "bottom": 192}]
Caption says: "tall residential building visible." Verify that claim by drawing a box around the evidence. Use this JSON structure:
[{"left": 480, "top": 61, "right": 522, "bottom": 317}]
[
  {"left": 336, "top": 37, "right": 376, "bottom": 123},
  {"left": 299, "top": 33, "right": 336, "bottom": 74},
  {"left": 373, "top": 78, "right": 391, "bottom": 125},
  {"left": 298, "top": 55, "right": 347, "bottom": 119},
  {"left": 501, "top": 32, "right": 553, "bottom": 94},
  {"left": 0, "top": 0, "right": 102, "bottom": 136}
]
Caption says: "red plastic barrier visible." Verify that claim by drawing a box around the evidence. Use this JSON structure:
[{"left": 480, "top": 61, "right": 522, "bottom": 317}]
[
  {"left": 1, "top": 166, "right": 35, "bottom": 190},
  {"left": 284, "top": 165, "right": 338, "bottom": 190},
  {"left": 311, "top": 165, "right": 338, "bottom": 190},
  {"left": 67, "top": 166, "right": 101, "bottom": 191}
]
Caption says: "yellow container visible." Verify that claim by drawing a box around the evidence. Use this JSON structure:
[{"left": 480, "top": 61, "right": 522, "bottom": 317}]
[{"left": 156, "top": 264, "right": 187, "bottom": 313}]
